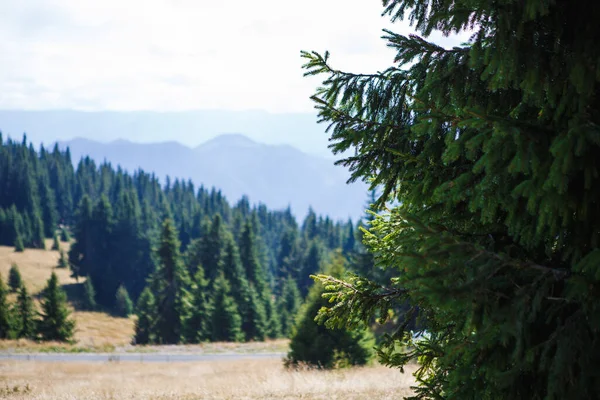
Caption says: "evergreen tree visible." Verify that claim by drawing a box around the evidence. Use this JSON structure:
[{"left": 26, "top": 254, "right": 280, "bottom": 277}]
[
  {"left": 37, "top": 272, "right": 75, "bottom": 342},
  {"left": 57, "top": 249, "right": 68, "bottom": 269},
  {"left": 287, "top": 254, "right": 374, "bottom": 368},
  {"left": 8, "top": 263, "right": 22, "bottom": 292},
  {"left": 279, "top": 277, "right": 302, "bottom": 337},
  {"left": 51, "top": 231, "right": 60, "bottom": 251},
  {"left": 133, "top": 287, "right": 155, "bottom": 345},
  {"left": 14, "top": 234, "right": 24, "bottom": 252},
  {"left": 82, "top": 276, "right": 97, "bottom": 311},
  {"left": 184, "top": 268, "right": 212, "bottom": 343},
  {"left": 148, "top": 219, "right": 191, "bottom": 344},
  {"left": 115, "top": 284, "right": 133, "bottom": 317},
  {"left": 302, "top": 1, "right": 600, "bottom": 397},
  {"left": 14, "top": 284, "right": 35, "bottom": 339},
  {"left": 263, "top": 291, "right": 282, "bottom": 339},
  {"left": 60, "top": 227, "right": 70, "bottom": 242},
  {"left": 0, "top": 275, "right": 12, "bottom": 339},
  {"left": 210, "top": 274, "right": 243, "bottom": 342}
]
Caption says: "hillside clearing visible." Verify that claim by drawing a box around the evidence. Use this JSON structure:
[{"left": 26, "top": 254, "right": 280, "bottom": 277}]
[{"left": 0, "top": 358, "right": 416, "bottom": 399}]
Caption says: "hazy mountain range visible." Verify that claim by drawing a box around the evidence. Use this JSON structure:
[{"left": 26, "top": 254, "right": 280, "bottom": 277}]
[
  {"left": 57, "top": 135, "right": 368, "bottom": 221},
  {"left": 0, "top": 109, "right": 333, "bottom": 157}
]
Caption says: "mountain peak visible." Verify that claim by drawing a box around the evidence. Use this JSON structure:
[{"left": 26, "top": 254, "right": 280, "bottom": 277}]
[{"left": 199, "top": 134, "right": 258, "bottom": 148}]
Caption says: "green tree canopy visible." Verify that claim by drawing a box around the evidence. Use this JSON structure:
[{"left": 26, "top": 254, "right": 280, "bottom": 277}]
[
  {"left": 8, "top": 263, "right": 22, "bottom": 293},
  {"left": 38, "top": 272, "right": 75, "bottom": 342},
  {"left": 304, "top": 0, "right": 600, "bottom": 398},
  {"left": 287, "top": 253, "right": 374, "bottom": 369}
]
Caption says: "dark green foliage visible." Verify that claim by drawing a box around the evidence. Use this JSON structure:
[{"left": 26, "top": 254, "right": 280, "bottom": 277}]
[
  {"left": 133, "top": 287, "right": 155, "bottom": 345},
  {"left": 14, "top": 234, "right": 24, "bottom": 252},
  {"left": 287, "top": 254, "right": 374, "bottom": 368},
  {"left": 60, "top": 227, "right": 70, "bottom": 242},
  {"left": 37, "top": 272, "right": 75, "bottom": 342},
  {"left": 279, "top": 277, "right": 302, "bottom": 337},
  {"left": 0, "top": 275, "right": 12, "bottom": 339},
  {"left": 14, "top": 284, "right": 35, "bottom": 339},
  {"left": 82, "top": 277, "right": 97, "bottom": 311},
  {"left": 8, "top": 263, "right": 22, "bottom": 293},
  {"left": 51, "top": 232, "right": 60, "bottom": 251},
  {"left": 0, "top": 135, "right": 359, "bottom": 344},
  {"left": 115, "top": 284, "right": 133, "bottom": 317},
  {"left": 184, "top": 268, "right": 212, "bottom": 343},
  {"left": 210, "top": 274, "right": 243, "bottom": 342},
  {"left": 147, "top": 219, "right": 191, "bottom": 344},
  {"left": 57, "top": 249, "right": 68, "bottom": 269},
  {"left": 302, "top": 1, "right": 600, "bottom": 397}
]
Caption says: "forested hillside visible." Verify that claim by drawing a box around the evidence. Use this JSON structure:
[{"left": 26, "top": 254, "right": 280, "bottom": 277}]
[{"left": 0, "top": 133, "right": 358, "bottom": 343}]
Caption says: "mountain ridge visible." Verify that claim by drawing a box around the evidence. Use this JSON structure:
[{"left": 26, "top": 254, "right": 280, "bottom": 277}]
[{"left": 57, "top": 135, "right": 367, "bottom": 221}]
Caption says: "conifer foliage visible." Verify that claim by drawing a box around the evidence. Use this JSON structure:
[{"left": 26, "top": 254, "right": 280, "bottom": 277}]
[
  {"left": 8, "top": 263, "right": 22, "bottom": 292},
  {"left": 303, "top": 0, "right": 600, "bottom": 398},
  {"left": 38, "top": 272, "right": 75, "bottom": 342},
  {"left": 287, "top": 254, "right": 374, "bottom": 368}
]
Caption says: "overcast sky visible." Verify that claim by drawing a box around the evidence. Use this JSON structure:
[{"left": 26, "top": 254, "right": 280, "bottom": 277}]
[{"left": 0, "top": 0, "right": 470, "bottom": 114}]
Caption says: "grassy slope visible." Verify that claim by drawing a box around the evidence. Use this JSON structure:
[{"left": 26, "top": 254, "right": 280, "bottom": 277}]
[
  {"left": 0, "top": 241, "right": 289, "bottom": 354},
  {"left": 0, "top": 239, "right": 135, "bottom": 349}
]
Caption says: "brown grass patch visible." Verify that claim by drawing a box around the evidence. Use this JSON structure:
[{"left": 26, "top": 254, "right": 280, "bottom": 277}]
[
  {"left": 0, "top": 239, "right": 75, "bottom": 295},
  {"left": 0, "top": 358, "right": 416, "bottom": 399}
]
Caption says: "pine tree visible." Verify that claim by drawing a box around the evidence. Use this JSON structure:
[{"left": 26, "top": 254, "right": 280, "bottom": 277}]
[
  {"left": 60, "top": 227, "right": 70, "bottom": 242},
  {"left": 8, "top": 263, "right": 23, "bottom": 292},
  {"left": 115, "top": 284, "right": 133, "bottom": 317},
  {"left": 0, "top": 275, "right": 12, "bottom": 339},
  {"left": 210, "top": 274, "right": 243, "bottom": 342},
  {"left": 15, "top": 284, "right": 35, "bottom": 339},
  {"left": 148, "top": 219, "right": 191, "bottom": 344},
  {"left": 14, "top": 234, "right": 24, "bottom": 252},
  {"left": 82, "top": 276, "right": 97, "bottom": 311},
  {"left": 287, "top": 254, "right": 374, "bottom": 368},
  {"left": 184, "top": 268, "right": 212, "bottom": 343},
  {"left": 57, "top": 249, "right": 68, "bottom": 269},
  {"left": 134, "top": 287, "right": 155, "bottom": 345},
  {"left": 51, "top": 231, "right": 60, "bottom": 251},
  {"left": 38, "top": 272, "right": 75, "bottom": 342},
  {"left": 302, "top": 1, "right": 600, "bottom": 397},
  {"left": 279, "top": 277, "right": 302, "bottom": 337}
]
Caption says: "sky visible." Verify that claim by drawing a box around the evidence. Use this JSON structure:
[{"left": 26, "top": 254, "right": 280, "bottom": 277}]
[{"left": 0, "top": 0, "right": 470, "bottom": 115}]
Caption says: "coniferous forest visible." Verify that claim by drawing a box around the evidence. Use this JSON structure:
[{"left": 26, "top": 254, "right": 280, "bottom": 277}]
[{"left": 0, "top": 134, "right": 361, "bottom": 344}]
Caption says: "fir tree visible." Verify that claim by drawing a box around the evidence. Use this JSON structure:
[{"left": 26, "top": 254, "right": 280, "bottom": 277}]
[
  {"left": 184, "top": 268, "right": 212, "bottom": 343},
  {"left": 8, "top": 263, "right": 23, "bottom": 293},
  {"left": 148, "top": 219, "right": 191, "bottom": 344},
  {"left": 134, "top": 287, "right": 155, "bottom": 345},
  {"left": 115, "top": 284, "right": 133, "bottom": 317},
  {"left": 210, "top": 274, "right": 243, "bottom": 342},
  {"left": 82, "top": 276, "right": 97, "bottom": 311},
  {"left": 279, "top": 277, "right": 302, "bottom": 337},
  {"left": 0, "top": 275, "right": 12, "bottom": 339},
  {"left": 51, "top": 231, "right": 60, "bottom": 251},
  {"left": 302, "top": 0, "right": 600, "bottom": 397},
  {"left": 287, "top": 254, "right": 374, "bottom": 368},
  {"left": 37, "top": 272, "right": 75, "bottom": 342},
  {"left": 14, "top": 234, "right": 24, "bottom": 252},
  {"left": 57, "top": 249, "right": 68, "bottom": 269},
  {"left": 60, "top": 227, "right": 70, "bottom": 242},
  {"left": 15, "top": 284, "right": 35, "bottom": 339}
]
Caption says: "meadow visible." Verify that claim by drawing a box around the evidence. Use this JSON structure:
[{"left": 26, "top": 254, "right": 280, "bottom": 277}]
[{"left": 0, "top": 358, "right": 416, "bottom": 399}]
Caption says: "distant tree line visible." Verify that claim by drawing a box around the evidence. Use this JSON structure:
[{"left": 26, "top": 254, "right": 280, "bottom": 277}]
[{"left": 0, "top": 134, "right": 362, "bottom": 344}]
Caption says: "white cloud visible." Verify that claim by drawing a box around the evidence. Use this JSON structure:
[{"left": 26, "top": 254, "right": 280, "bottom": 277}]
[{"left": 0, "top": 0, "right": 469, "bottom": 113}]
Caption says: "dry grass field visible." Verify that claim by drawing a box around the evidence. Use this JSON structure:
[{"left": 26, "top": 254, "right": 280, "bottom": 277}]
[
  {"left": 0, "top": 239, "right": 76, "bottom": 295},
  {"left": 0, "top": 240, "right": 136, "bottom": 349},
  {"left": 0, "top": 358, "right": 416, "bottom": 399}
]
